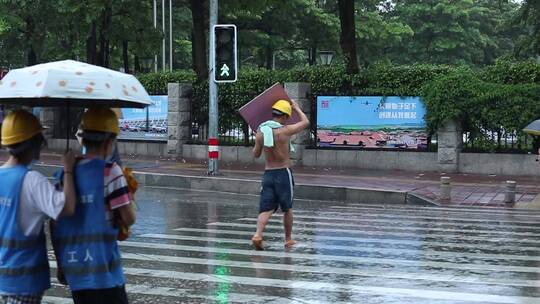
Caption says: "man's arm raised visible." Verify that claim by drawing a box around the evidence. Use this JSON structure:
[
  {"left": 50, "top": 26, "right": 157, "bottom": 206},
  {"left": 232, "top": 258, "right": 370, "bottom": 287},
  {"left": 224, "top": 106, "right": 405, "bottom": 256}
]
[{"left": 284, "top": 100, "right": 310, "bottom": 136}]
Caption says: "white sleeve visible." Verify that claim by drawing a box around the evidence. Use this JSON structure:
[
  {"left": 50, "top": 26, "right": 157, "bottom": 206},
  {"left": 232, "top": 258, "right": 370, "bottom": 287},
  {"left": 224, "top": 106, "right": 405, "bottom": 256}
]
[{"left": 22, "top": 171, "right": 66, "bottom": 220}]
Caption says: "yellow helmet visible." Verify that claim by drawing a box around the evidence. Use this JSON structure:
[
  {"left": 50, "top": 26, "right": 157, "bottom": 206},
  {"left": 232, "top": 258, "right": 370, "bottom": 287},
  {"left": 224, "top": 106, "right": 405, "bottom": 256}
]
[
  {"left": 80, "top": 108, "right": 120, "bottom": 135},
  {"left": 272, "top": 99, "right": 292, "bottom": 117},
  {"left": 1, "top": 110, "right": 43, "bottom": 146}
]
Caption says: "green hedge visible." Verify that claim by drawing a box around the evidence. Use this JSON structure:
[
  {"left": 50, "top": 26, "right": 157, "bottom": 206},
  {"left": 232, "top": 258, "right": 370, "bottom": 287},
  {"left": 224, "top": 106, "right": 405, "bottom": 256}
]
[
  {"left": 138, "top": 64, "right": 461, "bottom": 127},
  {"left": 422, "top": 68, "right": 540, "bottom": 151},
  {"left": 137, "top": 60, "right": 540, "bottom": 149}
]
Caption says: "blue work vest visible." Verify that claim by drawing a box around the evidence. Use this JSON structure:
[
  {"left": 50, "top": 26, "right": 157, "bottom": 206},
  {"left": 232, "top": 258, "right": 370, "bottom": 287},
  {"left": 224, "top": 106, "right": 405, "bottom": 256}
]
[
  {"left": 52, "top": 158, "right": 124, "bottom": 291},
  {"left": 0, "top": 166, "right": 50, "bottom": 295}
]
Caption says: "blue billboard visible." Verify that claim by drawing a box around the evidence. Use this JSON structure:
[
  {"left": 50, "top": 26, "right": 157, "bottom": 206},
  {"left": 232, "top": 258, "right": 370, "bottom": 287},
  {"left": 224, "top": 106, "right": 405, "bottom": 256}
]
[
  {"left": 317, "top": 96, "right": 428, "bottom": 149},
  {"left": 118, "top": 95, "right": 168, "bottom": 141}
]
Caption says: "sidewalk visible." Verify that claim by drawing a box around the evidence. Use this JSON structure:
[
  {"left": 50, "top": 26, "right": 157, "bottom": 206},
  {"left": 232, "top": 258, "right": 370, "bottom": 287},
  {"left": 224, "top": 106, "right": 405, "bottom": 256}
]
[{"left": 2, "top": 151, "right": 539, "bottom": 208}]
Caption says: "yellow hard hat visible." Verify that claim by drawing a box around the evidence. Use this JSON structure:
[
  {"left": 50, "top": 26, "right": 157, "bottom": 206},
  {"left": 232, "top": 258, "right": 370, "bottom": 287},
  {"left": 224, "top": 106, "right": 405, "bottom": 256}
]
[
  {"left": 272, "top": 99, "right": 292, "bottom": 117},
  {"left": 1, "top": 110, "right": 43, "bottom": 146},
  {"left": 80, "top": 108, "right": 120, "bottom": 135}
]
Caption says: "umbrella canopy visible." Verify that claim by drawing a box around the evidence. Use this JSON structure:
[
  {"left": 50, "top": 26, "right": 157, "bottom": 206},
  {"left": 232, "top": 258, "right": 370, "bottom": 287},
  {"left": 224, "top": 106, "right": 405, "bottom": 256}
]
[
  {"left": 523, "top": 119, "right": 540, "bottom": 136},
  {"left": 0, "top": 60, "right": 152, "bottom": 108},
  {"left": 239, "top": 83, "right": 300, "bottom": 131}
]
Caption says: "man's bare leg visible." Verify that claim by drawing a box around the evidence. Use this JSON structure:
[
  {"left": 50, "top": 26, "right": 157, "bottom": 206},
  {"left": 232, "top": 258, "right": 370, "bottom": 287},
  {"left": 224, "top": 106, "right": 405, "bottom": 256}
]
[
  {"left": 252, "top": 210, "right": 273, "bottom": 250},
  {"left": 283, "top": 209, "right": 296, "bottom": 247}
]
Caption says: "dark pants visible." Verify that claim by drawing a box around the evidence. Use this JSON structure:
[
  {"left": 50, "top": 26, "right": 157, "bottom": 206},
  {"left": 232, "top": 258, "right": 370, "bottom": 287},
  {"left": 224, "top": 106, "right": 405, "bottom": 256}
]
[
  {"left": 259, "top": 168, "right": 295, "bottom": 213},
  {"left": 72, "top": 285, "right": 129, "bottom": 304}
]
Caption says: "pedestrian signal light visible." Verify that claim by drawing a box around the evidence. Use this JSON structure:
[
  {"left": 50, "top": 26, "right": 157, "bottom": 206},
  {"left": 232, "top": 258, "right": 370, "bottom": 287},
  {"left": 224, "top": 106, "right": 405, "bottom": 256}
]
[{"left": 213, "top": 24, "right": 237, "bottom": 83}]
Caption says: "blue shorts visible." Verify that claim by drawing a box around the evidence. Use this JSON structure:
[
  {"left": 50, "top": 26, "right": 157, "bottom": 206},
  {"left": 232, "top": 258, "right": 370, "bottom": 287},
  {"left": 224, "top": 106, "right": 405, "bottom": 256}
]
[{"left": 259, "top": 168, "right": 295, "bottom": 213}]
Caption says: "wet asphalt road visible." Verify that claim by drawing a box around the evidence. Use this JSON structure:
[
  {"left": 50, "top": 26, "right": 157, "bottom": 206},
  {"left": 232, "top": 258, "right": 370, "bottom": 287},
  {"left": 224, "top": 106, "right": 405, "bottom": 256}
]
[{"left": 44, "top": 187, "right": 540, "bottom": 304}]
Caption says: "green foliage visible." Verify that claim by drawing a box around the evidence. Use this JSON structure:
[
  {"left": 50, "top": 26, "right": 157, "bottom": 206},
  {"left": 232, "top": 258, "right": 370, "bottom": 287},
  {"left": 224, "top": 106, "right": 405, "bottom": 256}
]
[
  {"left": 422, "top": 67, "right": 540, "bottom": 150},
  {"left": 139, "top": 61, "right": 540, "bottom": 150},
  {"left": 138, "top": 71, "right": 196, "bottom": 95},
  {"left": 480, "top": 58, "right": 540, "bottom": 84}
]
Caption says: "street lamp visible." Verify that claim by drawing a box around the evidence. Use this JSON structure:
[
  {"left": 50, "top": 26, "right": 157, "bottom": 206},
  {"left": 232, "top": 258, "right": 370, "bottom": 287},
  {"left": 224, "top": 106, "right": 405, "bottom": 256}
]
[
  {"left": 140, "top": 57, "right": 154, "bottom": 73},
  {"left": 318, "top": 51, "right": 334, "bottom": 65}
]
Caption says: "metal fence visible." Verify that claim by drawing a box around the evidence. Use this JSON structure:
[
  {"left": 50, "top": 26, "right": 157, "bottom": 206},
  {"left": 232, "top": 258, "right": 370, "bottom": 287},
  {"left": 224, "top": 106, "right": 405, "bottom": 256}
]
[
  {"left": 462, "top": 130, "right": 537, "bottom": 153},
  {"left": 190, "top": 121, "right": 255, "bottom": 146}
]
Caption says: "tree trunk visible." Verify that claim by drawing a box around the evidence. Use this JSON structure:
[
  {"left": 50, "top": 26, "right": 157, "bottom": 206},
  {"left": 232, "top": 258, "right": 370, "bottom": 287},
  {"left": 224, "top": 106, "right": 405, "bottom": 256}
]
[
  {"left": 96, "top": 3, "right": 112, "bottom": 67},
  {"left": 134, "top": 54, "right": 141, "bottom": 73},
  {"left": 86, "top": 22, "right": 97, "bottom": 64},
  {"left": 337, "top": 0, "right": 359, "bottom": 74},
  {"left": 122, "top": 41, "right": 130, "bottom": 73},
  {"left": 308, "top": 46, "right": 317, "bottom": 66},
  {"left": 25, "top": 16, "right": 37, "bottom": 66},
  {"left": 190, "top": 0, "right": 208, "bottom": 82},
  {"left": 27, "top": 46, "right": 37, "bottom": 66},
  {"left": 265, "top": 47, "right": 273, "bottom": 69}
]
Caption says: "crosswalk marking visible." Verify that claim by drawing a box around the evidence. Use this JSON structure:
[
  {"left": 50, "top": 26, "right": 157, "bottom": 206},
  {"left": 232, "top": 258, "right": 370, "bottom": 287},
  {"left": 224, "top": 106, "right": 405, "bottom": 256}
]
[
  {"left": 345, "top": 203, "right": 540, "bottom": 216},
  {"left": 118, "top": 240, "right": 540, "bottom": 273},
  {"left": 119, "top": 251, "right": 540, "bottom": 288},
  {"left": 174, "top": 227, "right": 540, "bottom": 252},
  {"left": 325, "top": 206, "right": 540, "bottom": 225},
  {"left": 325, "top": 203, "right": 540, "bottom": 216},
  {"left": 206, "top": 222, "right": 540, "bottom": 245},
  {"left": 48, "top": 264, "right": 540, "bottom": 304},
  {"left": 283, "top": 212, "right": 540, "bottom": 231},
  {"left": 49, "top": 281, "right": 298, "bottom": 304},
  {"left": 44, "top": 201, "right": 540, "bottom": 303},
  {"left": 238, "top": 217, "right": 540, "bottom": 236},
  {"left": 140, "top": 233, "right": 540, "bottom": 263},
  {"left": 42, "top": 297, "right": 72, "bottom": 304}
]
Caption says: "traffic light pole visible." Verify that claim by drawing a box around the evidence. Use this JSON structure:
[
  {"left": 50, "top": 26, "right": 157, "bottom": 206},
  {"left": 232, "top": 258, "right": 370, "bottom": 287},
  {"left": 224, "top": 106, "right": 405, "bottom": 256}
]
[{"left": 208, "top": 0, "right": 219, "bottom": 175}]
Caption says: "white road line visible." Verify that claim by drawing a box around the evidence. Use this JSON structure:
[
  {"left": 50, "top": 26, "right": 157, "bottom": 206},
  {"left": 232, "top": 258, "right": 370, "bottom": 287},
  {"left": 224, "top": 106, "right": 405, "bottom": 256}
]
[
  {"left": 206, "top": 222, "right": 540, "bottom": 245},
  {"left": 121, "top": 251, "right": 540, "bottom": 288},
  {"left": 42, "top": 297, "right": 72, "bottom": 304},
  {"left": 48, "top": 262, "right": 540, "bottom": 304},
  {"left": 139, "top": 233, "right": 540, "bottom": 263},
  {"left": 119, "top": 240, "right": 540, "bottom": 273},
  {"left": 338, "top": 204, "right": 540, "bottom": 217},
  {"left": 49, "top": 282, "right": 299, "bottom": 304},
  {"left": 284, "top": 213, "right": 540, "bottom": 231},
  {"left": 323, "top": 207, "right": 540, "bottom": 225},
  {"left": 239, "top": 217, "right": 540, "bottom": 237},
  {"left": 173, "top": 227, "right": 540, "bottom": 252}
]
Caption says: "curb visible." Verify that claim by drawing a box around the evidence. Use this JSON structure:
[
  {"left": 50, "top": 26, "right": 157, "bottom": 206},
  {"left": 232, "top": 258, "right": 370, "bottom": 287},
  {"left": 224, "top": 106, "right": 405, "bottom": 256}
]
[{"left": 33, "top": 164, "right": 436, "bottom": 206}]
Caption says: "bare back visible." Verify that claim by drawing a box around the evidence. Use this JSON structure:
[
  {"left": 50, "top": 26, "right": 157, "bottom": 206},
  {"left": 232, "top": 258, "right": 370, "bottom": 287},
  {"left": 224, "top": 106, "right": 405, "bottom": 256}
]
[
  {"left": 252, "top": 100, "right": 310, "bottom": 170},
  {"left": 262, "top": 128, "right": 291, "bottom": 170}
]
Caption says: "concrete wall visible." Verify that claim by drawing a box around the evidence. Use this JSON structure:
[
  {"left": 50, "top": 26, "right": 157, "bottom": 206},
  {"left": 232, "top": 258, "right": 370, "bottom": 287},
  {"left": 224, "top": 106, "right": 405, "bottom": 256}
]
[
  {"left": 460, "top": 153, "right": 540, "bottom": 176},
  {"left": 47, "top": 138, "right": 167, "bottom": 157},
  {"left": 303, "top": 149, "right": 438, "bottom": 171},
  {"left": 182, "top": 144, "right": 265, "bottom": 165},
  {"left": 182, "top": 143, "right": 438, "bottom": 172}
]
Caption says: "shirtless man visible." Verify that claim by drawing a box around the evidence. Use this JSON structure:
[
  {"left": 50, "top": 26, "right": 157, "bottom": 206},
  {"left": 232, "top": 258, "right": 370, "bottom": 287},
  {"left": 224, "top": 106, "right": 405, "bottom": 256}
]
[{"left": 251, "top": 99, "right": 310, "bottom": 250}]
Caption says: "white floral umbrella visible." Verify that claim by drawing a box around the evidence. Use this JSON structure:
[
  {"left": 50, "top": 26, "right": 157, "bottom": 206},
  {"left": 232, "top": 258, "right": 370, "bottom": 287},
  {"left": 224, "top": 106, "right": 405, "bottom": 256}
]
[
  {"left": 0, "top": 60, "right": 152, "bottom": 108},
  {"left": 0, "top": 60, "right": 152, "bottom": 149}
]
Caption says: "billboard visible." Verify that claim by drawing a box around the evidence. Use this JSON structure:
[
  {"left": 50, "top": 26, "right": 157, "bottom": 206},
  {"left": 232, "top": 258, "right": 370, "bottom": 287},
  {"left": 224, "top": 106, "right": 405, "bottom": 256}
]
[
  {"left": 317, "top": 96, "right": 428, "bottom": 149},
  {"left": 118, "top": 95, "right": 168, "bottom": 141}
]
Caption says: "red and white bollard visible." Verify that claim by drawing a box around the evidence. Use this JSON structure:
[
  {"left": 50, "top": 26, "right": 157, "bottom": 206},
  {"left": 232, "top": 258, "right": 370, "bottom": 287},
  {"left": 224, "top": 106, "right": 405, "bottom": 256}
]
[
  {"left": 208, "top": 138, "right": 219, "bottom": 159},
  {"left": 208, "top": 138, "right": 219, "bottom": 175}
]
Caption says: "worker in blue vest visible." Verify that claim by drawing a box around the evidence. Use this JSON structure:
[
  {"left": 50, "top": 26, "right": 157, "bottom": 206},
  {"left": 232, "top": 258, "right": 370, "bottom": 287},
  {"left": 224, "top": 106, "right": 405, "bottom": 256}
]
[
  {"left": 0, "top": 110, "right": 76, "bottom": 304},
  {"left": 52, "top": 108, "right": 135, "bottom": 304}
]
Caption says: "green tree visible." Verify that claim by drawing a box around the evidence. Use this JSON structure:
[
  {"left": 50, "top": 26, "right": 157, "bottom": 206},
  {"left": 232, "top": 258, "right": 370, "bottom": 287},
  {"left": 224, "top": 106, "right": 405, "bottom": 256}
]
[
  {"left": 355, "top": 0, "right": 413, "bottom": 67},
  {"left": 516, "top": 0, "right": 540, "bottom": 59},
  {"left": 338, "top": 0, "right": 359, "bottom": 74},
  {"left": 391, "top": 0, "right": 518, "bottom": 65}
]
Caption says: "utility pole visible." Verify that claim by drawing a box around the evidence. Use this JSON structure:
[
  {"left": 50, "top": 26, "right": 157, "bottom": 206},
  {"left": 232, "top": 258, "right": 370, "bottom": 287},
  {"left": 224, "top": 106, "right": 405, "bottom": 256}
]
[
  {"left": 153, "top": 0, "right": 158, "bottom": 72},
  {"left": 162, "top": 0, "right": 166, "bottom": 71},
  {"left": 169, "top": 0, "right": 173, "bottom": 72},
  {"left": 208, "top": 0, "right": 219, "bottom": 175}
]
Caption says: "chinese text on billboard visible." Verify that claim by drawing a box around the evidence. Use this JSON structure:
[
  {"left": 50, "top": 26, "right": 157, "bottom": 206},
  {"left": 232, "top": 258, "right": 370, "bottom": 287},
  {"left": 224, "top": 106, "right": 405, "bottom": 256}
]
[{"left": 317, "top": 96, "right": 428, "bottom": 149}]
